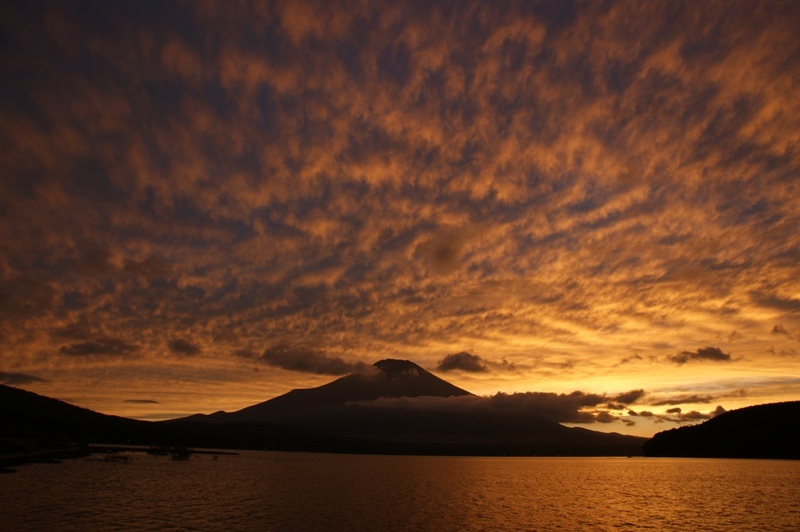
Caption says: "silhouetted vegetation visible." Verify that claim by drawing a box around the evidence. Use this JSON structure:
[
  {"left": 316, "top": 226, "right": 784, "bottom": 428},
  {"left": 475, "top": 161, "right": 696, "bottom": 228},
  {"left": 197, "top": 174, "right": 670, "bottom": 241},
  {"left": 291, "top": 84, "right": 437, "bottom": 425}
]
[{"left": 644, "top": 401, "right": 800, "bottom": 459}]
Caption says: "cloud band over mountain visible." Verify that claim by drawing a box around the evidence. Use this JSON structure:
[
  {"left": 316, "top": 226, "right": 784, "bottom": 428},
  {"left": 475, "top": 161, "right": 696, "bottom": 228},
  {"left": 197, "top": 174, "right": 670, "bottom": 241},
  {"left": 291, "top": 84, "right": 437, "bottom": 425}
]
[{"left": 0, "top": 0, "right": 798, "bottom": 429}]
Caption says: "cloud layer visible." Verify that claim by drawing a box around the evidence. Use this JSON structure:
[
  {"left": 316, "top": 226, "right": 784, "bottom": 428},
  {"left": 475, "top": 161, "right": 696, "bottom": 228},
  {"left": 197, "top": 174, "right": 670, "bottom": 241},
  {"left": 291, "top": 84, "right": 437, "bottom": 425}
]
[
  {"left": 668, "top": 347, "right": 731, "bottom": 366},
  {"left": 0, "top": 1, "right": 798, "bottom": 432},
  {"left": 351, "top": 387, "right": 718, "bottom": 428},
  {"left": 437, "top": 352, "right": 489, "bottom": 373},
  {"left": 0, "top": 372, "right": 48, "bottom": 386}
]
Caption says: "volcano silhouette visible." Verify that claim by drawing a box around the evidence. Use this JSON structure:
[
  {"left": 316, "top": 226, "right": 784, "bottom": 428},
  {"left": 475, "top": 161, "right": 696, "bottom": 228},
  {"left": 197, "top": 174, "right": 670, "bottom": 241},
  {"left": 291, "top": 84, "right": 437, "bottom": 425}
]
[
  {"left": 181, "top": 359, "right": 647, "bottom": 455},
  {"left": 240, "top": 359, "right": 470, "bottom": 416},
  {"left": 2, "top": 360, "right": 648, "bottom": 456},
  {"left": 190, "top": 359, "right": 471, "bottom": 424}
]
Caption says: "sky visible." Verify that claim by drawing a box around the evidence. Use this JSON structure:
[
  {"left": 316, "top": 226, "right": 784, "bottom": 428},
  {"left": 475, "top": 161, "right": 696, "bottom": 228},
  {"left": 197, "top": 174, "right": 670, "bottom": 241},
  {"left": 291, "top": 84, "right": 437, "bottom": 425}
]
[{"left": 1, "top": 0, "right": 799, "bottom": 437}]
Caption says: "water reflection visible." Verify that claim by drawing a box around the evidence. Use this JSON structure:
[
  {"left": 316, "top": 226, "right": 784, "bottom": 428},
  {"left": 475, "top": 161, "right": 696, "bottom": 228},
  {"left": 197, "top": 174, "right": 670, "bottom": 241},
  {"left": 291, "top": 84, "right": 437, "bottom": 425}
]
[{"left": 1, "top": 453, "right": 799, "bottom": 531}]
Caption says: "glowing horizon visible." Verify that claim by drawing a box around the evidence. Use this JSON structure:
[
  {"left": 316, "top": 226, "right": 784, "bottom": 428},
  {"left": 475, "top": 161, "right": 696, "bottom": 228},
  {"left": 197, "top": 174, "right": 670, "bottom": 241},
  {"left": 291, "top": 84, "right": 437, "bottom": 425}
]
[{"left": 1, "top": 1, "right": 799, "bottom": 438}]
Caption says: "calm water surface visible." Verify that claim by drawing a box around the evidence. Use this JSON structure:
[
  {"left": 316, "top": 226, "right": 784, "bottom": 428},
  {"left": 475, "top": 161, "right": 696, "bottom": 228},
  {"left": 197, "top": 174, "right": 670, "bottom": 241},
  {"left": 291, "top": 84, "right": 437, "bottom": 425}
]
[{"left": 2, "top": 452, "right": 799, "bottom": 531}]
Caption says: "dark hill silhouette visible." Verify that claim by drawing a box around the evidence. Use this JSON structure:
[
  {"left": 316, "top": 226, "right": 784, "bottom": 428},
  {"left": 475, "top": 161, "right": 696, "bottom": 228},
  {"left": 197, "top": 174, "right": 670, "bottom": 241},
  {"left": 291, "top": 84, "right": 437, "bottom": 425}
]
[
  {"left": 2, "top": 359, "right": 651, "bottom": 457},
  {"left": 176, "top": 359, "right": 647, "bottom": 456},
  {"left": 1, "top": 383, "right": 153, "bottom": 444},
  {"left": 0, "top": 384, "right": 372, "bottom": 458},
  {"left": 643, "top": 401, "right": 800, "bottom": 459},
  {"left": 193, "top": 359, "right": 472, "bottom": 423}
]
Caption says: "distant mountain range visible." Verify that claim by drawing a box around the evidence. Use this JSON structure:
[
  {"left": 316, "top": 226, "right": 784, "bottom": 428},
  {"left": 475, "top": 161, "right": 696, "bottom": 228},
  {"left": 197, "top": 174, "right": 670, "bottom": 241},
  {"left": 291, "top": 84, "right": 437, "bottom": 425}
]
[
  {"left": 177, "top": 359, "right": 646, "bottom": 455},
  {"left": 187, "top": 358, "right": 472, "bottom": 424},
  {"left": 0, "top": 381, "right": 363, "bottom": 456},
  {"left": 643, "top": 401, "right": 800, "bottom": 459},
  {"left": 4, "top": 359, "right": 797, "bottom": 459},
  {"left": 2, "top": 359, "right": 644, "bottom": 457}
]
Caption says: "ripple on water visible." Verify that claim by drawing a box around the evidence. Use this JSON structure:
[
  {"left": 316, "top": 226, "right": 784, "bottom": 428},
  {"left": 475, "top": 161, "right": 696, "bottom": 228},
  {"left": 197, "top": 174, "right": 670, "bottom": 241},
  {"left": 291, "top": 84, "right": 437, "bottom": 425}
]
[{"left": 1, "top": 454, "right": 799, "bottom": 531}]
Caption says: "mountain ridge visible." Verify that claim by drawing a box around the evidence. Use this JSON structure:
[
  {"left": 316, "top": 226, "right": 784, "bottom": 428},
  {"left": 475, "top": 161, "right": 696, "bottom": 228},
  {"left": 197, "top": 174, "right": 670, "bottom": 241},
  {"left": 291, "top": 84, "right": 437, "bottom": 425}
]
[
  {"left": 172, "top": 359, "right": 647, "bottom": 455},
  {"left": 0, "top": 383, "right": 375, "bottom": 458},
  {"left": 212, "top": 358, "right": 472, "bottom": 423},
  {"left": 2, "top": 359, "right": 650, "bottom": 457},
  {"left": 5, "top": 364, "right": 797, "bottom": 459},
  {"left": 1, "top": 380, "right": 646, "bottom": 457},
  {"left": 643, "top": 401, "right": 800, "bottom": 459}
]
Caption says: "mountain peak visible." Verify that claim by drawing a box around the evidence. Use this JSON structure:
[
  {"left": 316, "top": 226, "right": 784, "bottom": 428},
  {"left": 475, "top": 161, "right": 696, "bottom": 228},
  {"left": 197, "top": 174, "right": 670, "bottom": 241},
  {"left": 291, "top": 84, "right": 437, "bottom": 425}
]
[
  {"left": 224, "top": 358, "right": 472, "bottom": 422},
  {"left": 373, "top": 359, "right": 424, "bottom": 376}
]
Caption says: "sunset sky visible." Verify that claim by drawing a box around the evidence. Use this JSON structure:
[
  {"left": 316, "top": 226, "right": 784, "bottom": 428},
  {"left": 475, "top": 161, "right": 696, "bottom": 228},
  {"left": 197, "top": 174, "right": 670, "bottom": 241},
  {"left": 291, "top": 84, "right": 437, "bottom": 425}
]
[{"left": 1, "top": 0, "right": 798, "bottom": 437}]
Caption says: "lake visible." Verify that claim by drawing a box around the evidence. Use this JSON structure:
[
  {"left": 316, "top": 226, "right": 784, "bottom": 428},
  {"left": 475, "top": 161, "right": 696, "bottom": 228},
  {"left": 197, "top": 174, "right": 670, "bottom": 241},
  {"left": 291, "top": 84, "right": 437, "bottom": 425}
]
[{"left": 2, "top": 451, "right": 799, "bottom": 530}]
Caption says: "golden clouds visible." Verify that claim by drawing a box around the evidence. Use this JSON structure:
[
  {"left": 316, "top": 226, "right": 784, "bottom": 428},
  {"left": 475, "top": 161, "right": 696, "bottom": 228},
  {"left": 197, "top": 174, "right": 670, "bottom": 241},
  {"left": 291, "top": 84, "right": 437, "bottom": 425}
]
[{"left": 0, "top": 1, "right": 798, "bottom": 433}]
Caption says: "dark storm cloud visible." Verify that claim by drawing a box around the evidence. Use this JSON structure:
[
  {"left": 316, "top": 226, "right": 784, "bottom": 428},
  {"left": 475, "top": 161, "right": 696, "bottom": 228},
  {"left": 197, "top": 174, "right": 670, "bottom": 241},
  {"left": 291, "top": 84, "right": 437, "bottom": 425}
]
[
  {"left": 668, "top": 347, "right": 731, "bottom": 365},
  {"left": 168, "top": 338, "right": 202, "bottom": 356},
  {"left": 628, "top": 405, "right": 724, "bottom": 425},
  {"left": 672, "top": 410, "right": 712, "bottom": 422},
  {"left": 637, "top": 408, "right": 709, "bottom": 423},
  {"left": 595, "top": 411, "right": 616, "bottom": 423},
  {"left": 753, "top": 295, "right": 800, "bottom": 313},
  {"left": 437, "top": 352, "right": 489, "bottom": 373},
  {"left": 357, "top": 389, "right": 641, "bottom": 424},
  {"left": 613, "top": 389, "right": 646, "bottom": 404},
  {"left": 650, "top": 388, "right": 746, "bottom": 407},
  {"left": 651, "top": 394, "right": 714, "bottom": 406},
  {"left": 0, "top": 371, "right": 48, "bottom": 385},
  {"left": 60, "top": 337, "right": 139, "bottom": 357},
  {"left": 255, "top": 343, "right": 365, "bottom": 375}
]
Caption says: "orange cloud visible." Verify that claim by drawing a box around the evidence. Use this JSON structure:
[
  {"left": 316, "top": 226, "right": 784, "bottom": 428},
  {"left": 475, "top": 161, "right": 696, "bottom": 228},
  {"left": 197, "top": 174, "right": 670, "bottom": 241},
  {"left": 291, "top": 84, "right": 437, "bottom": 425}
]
[{"left": 1, "top": 1, "right": 798, "bottom": 434}]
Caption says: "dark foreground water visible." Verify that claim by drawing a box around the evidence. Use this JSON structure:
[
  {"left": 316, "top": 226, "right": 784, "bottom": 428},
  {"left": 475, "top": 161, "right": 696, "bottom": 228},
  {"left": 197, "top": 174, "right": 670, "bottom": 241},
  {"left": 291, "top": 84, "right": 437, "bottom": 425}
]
[{"left": 2, "top": 451, "right": 799, "bottom": 531}]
